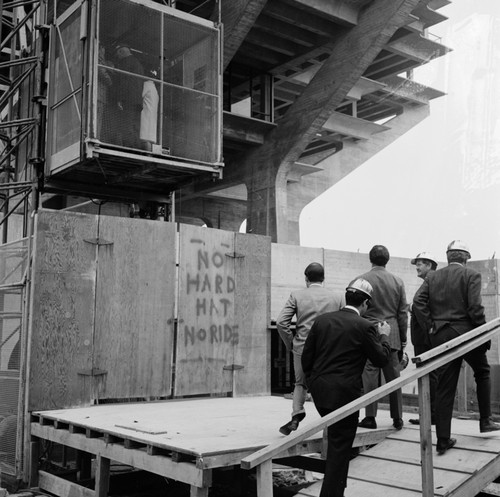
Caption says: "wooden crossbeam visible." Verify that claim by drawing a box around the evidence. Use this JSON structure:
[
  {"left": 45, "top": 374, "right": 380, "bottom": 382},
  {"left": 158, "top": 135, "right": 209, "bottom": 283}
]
[{"left": 31, "top": 423, "right": 206, "bottom": 487}]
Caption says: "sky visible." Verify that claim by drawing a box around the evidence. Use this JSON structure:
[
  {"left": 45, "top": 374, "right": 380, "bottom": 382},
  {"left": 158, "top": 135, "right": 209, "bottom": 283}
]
[{"left": 300, "top": 1, "right": 500, "bottom": 262}]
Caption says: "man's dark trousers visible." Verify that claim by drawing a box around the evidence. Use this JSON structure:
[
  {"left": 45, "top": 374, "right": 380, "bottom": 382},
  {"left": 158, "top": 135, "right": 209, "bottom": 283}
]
[
  {"left": 431, "top": 324, "right": 491, "bottom": 441},
  {"left": 316, "top": 406, "right": 358, "bottom": 497}
]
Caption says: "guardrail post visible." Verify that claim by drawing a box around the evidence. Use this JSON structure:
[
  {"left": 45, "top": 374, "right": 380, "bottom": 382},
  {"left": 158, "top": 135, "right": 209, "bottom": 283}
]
[
  {"left": 418, "top": 374, "right": 435, "bottom": 496},
  {"left": 256, "top": 459, "right": 273, "bottom": 497}
]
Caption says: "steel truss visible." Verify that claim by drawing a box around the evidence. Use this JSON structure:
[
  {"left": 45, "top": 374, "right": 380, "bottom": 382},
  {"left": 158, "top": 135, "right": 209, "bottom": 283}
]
[{"left": 0, "top": 0, "right": 44, "bottom": 483}]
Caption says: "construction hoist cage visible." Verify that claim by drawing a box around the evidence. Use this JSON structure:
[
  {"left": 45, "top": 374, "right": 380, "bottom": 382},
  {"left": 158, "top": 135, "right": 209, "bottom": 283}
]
[{"left": 45, "top": 0, "right": 223, "bottom": 201}]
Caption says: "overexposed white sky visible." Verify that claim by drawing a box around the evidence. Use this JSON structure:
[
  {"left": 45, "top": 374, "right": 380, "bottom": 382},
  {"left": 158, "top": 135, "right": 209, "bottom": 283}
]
[{"left": 300, "top": 1, "right": 500, "bottom": 262}]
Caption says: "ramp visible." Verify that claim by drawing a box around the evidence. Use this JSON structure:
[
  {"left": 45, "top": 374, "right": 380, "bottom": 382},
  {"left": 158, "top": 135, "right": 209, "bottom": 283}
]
[{"left": 296, "top": 425, "right": 500, "bottom": 497}]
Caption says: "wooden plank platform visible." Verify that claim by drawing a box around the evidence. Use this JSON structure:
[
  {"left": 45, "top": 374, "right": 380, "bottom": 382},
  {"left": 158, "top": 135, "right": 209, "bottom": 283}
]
[
  {"left": 296, "top": 423, "right": 500, "bottom": 497},
  {"left": 35, "top": 397, "right": 500, "bottom": 497},
  {"left": 30, "top": 396, "right": 395, "bottom": 496}
]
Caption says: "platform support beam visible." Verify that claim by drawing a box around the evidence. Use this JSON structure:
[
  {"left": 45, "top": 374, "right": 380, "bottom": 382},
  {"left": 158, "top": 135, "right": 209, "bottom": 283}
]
[
  {"left": 31, "top": 423, "right": 207, "bottom": 486},
  {"left": 39, "top": 471, "right": 95, "bottom": 497}
]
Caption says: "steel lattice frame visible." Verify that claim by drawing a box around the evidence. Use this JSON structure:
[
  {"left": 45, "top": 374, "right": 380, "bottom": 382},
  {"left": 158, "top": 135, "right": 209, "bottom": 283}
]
[{"left": 0, "top": 0, "right": 45, "bottom": 482}]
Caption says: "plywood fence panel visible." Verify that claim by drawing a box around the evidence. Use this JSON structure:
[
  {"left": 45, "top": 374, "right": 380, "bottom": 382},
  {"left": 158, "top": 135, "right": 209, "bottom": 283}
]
[
  {"left": 271, "top": 244, "right": 324, "bottom": 321},
  {"left": 272, "top": 244, "right": 448, "bottom": 317},
  {"left": 322, "top": 248, "right": 436, "bottom": 302},
  {"left": 322, "top": 248, "right": 369, "bottom": 294},
  {"left": 93, "top": 217, "right": 176, "bottom": 401},
  {"left": 232, "top": 232, "right": 271, "bottom": 396},
  {"left": 175, "top": 225, "right": 235, "bottom": 396},
  {"left": 29, "top": 210, "right": 97, "bottom": 410}
]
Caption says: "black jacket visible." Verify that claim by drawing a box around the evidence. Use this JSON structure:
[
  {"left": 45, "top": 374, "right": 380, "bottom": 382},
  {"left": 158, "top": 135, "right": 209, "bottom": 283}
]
[
  {"left": 413, "top": 263, "right": 485, "bottom": 335},
  {"left": 302, "top": 307, "right": 391, "bottom": 410}
]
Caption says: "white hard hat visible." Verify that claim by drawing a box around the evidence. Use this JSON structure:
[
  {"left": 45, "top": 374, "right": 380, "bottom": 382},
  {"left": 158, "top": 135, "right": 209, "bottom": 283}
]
[
  {"left": 446, "top": 240, "right": 471, "bottom": 257},
  {"left": 411, "top": 252, "right": 437, "bottom": 266},
  {"left": 346, "top": 278, "right": 373, "bottom": 299}
]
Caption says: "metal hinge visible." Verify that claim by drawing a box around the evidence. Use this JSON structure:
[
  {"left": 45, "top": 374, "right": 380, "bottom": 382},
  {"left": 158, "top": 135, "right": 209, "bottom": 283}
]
[
  {"left": 77, "top": 368, "right": 107, "bottom": 376},
  {"left": 83, "top": 238, "right": 114, "bottom": 246},
  {"left": 225, "top": 252, "right": 245, "bottom": 259},
  {"left": 223, "top": 364, "right": 244, "bottom": 371}
]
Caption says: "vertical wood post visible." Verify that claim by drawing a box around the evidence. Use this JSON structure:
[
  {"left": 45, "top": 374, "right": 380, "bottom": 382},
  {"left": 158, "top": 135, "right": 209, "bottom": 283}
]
[
  {"left": 256, "top": 459, "right": 273, "bottom": 497},
  {"left": 190, "top": 468, "right": 212, "bottom": 497},
  {"left": 95, "top": 455, "right": 110, "bottom": 497},
  {"left": 76, "top": 450, "right": 92, "bottom": 481},
  {"left": 190, "top": 485, "right": 209, "bottom": 497},
  {"left": 28, "top": 437, "right": 40, "bottom": 487},
  {"left": 418, "top": 374, "right": 435, "bottom": 496}
]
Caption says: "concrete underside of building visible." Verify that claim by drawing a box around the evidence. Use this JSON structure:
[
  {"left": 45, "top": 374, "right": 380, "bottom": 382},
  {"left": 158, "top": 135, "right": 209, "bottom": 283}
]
[
  {"left": 34, "top": 0, "right": 450, "bottom": 245},
  {"left": 169, "top": 0, "right": 450, "bottom": 244}
]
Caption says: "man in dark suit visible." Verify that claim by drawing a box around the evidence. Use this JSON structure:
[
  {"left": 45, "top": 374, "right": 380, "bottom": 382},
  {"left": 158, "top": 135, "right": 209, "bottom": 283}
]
[
  {"left": 413, "top": 240, "right": 500, "bottom": 455},
  {"left": 408, "top": 252, "right": 438, "bottom": 425},
  {"left": 302, "top": 278, "right": 391, "bottom": 497},
  {"left": 356, "top": 245, "right": 408, "bottom": 430},
  {"left": 277, "top": 262, "right": 345, "bottom": 435}
]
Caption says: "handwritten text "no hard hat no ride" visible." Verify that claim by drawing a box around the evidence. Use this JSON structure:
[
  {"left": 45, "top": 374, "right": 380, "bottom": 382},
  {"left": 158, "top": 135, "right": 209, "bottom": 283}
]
[{"left": 184, "top": 245, "right": 239, "bottom": 346}]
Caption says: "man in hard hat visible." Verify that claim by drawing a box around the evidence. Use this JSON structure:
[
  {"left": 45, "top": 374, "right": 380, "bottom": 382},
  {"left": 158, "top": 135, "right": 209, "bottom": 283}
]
[
  {"left": 356, "top": 245, "right": 408, "bottom": 430},
  {"left": 276, "top": 262, "right": 345, "bottom": 435},
  {"left": 302, "top": 278, "right": 391, "bottom": 497},
  {"left": 414, "top": 240, "right": 500, "bottom": 455},
  {"left": 408, "top": 252, "right": 438, "bottom": 425}
]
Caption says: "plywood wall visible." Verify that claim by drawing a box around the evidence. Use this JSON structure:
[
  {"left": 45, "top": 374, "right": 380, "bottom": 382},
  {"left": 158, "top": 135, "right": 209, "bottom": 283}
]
[
  {"left": 29, "top": 211, "right": 178, "bottom": 409},
  {"left": 28, "top": 211, "right": 499, "bottom": 412},
  {"left": 175, "top": 226, "right": 271, "bottom": 397},
  {"left": 92, "top": 215, "right": 177, "bottom": 401},
  {"left": 175, "top": 225, "right": 236, "bottom": 396},
  {"left": 29, "top": 211, "right": 272, "bottom": 411},
  {"left": 271, "top": 243, "right": 500, "bottom": 413},
  {"left": 271, "top": 244, "right": 437, "bottom": 321}
]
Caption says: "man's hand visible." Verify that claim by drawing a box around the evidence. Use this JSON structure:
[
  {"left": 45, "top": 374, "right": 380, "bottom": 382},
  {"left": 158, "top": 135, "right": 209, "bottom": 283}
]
[
  {"left": 377, "top": 321, "right": 391, "bottom": 337},
  {"left": 399, "top": 341, "right": 407, "bottom": 362}
]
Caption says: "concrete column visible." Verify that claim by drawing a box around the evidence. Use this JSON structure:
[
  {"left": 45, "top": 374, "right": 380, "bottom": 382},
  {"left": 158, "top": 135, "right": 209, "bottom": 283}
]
[{"left": 245, "top": 161, "right": 291, "bottom": 242}]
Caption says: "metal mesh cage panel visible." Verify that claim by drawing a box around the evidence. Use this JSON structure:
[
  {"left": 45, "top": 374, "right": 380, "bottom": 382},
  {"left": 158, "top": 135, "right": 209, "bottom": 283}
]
[
  {"left": 96, "top": 0, "right": 220, "bottom": 163},
  {"left": 163, "top": 85, "right": 218, "bottom": 163},
  {"left": 0, "top": 238, "right": 29, "bottom": 476},
  {"left": 49, "top": 8, "right": 82, "bottom": 159},
  {"left": 51, "top": 97, "right": 81, "bottom": 156}
]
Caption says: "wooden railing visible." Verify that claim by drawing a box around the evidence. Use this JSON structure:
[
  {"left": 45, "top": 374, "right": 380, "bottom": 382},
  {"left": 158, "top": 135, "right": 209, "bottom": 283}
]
[{"left": 241, "top": 317, "right": 500, "bottom": 497}]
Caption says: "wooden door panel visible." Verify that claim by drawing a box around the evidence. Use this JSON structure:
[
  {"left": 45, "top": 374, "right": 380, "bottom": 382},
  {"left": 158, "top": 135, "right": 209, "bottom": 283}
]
[
  {"left": 175, "top": 225, "right": 235, "bottom": 396},
  {"left": 93, "top": 217, "right": 176, "bottom": 400},
  {"left": 29, "top": 210, "right": 97, "bottom": 410},
  {"left": 232, "top": 232, "right": 271, "bottom": 395}
]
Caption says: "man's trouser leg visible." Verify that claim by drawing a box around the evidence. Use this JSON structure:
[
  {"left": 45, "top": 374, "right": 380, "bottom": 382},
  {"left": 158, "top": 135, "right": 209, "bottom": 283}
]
[
  {"left": 431, "top": 326, "right": 462, "bottom": 441},
  {"left": 362, "top": 360, "right": 380, "bottom": 417},
  {"left": 464, "top": 345, "right": 491, "bottom": 419},
  {"left": 292, "top": 352, "right": 307, "bottom": 417},
  {"left": 317, "top": 407, "right": 358, "bottom": 497},
  {"left": 382, "top": 350, "right": 403, "bottom": 419}
]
